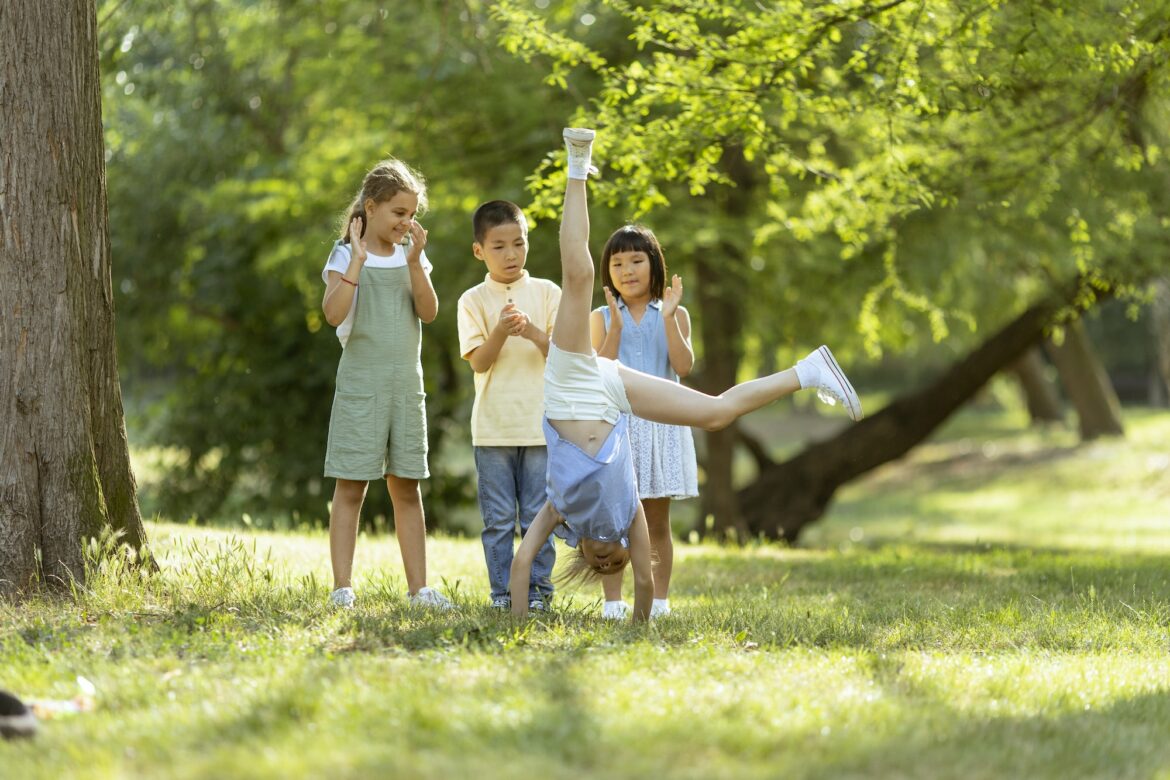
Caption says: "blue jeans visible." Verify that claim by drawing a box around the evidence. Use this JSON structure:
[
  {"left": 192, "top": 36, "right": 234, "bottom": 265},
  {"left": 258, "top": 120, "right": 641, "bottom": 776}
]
[{"left": 474, "top": 445, "right": 556, "bottom": 601}]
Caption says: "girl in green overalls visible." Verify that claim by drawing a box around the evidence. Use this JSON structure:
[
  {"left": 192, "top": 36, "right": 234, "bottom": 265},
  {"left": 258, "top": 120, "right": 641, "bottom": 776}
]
[{"left": 321, "top": 158, "right": 452, "bottom": 610}]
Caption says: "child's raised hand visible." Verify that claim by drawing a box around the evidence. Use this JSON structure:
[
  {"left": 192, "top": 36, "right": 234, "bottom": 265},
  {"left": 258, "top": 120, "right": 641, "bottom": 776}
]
[
  {"left": 662, "top": 274, "right": 684, "bottom": 317},
  {"left": 603, "top": 286, "right": 622, "bottom": 329},
  {"left": 348, "top": 217, "right": 368, "bottom": 265},
  {"left": 405, "top": 219, "right": 428, "bottom": 263}
]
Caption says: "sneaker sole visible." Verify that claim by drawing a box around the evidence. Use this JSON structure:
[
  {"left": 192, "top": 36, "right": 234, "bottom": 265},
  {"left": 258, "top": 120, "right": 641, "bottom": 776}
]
[
  {"left": 563, "top": 127, "right": 595, "bottom": 143},
  {"left": 817, "top": 345, "right": 863, "bottom": 421}
]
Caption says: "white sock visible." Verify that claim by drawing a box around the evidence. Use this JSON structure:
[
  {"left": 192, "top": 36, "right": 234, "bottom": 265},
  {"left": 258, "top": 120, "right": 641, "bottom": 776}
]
[
  {"left": 565, "top": 138, "right": 594, "bottom": 180},
  {"left": 653, "top": 598, "right": 670, "bottom": 611},
  {"left": 794, "top": 358, "right": 819, "bottom": 390}
]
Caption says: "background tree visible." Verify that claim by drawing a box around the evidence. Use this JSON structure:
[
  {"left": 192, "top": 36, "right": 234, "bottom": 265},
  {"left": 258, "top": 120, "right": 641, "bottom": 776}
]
[
  {"left": 494, "top": 0, "right": 1170, "bottom": 539},
  {"left": 1, "top": 0, "right": 146, "bottom": 594},
  {"left": 92, "top": 0, "right": 1169, "bottom": 540}
]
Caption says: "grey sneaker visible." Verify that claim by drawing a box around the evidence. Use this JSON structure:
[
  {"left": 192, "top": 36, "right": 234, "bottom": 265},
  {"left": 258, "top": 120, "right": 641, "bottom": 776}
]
[
  {"left": 563, "top": 127, "right": 598, "bottom": 179},
  {"left": 601, "top": 600, "right": 632, "bottom": 620},
  {"left": 528, "top": 597, "right": 550, "bottom": 613},
  {"left": 800, "top": 345, "right": 863, "bottom": 421},
  {"left": 329, "top": 586, "right": 355, "bottom": 609},
  {"left": 491, "top": 597, "right": 511, "bottom": 611},
  {"left": 410, "top": 586, "right": 454, "bottom": 611}
]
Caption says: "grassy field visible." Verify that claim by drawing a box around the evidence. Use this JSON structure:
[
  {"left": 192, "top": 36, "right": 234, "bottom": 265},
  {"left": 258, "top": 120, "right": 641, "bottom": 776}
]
[{"left": 3, "top": 409, "right": 1170, "bottom": 779}]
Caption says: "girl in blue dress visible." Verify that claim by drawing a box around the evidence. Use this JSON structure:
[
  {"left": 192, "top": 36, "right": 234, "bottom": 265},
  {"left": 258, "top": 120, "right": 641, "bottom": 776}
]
[{"left": 590, "top": 225, "right": 698, "bottom": 619}]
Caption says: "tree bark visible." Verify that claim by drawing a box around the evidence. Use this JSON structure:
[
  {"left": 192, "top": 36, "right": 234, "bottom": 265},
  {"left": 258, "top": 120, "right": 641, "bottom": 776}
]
[
  {"left": 738, "top": 300, "right": 1060, "bottom": 542},
  {"left": 1045, "top": 317, "right": 1125, "bottom": 440},
  {"left": 691, "top": 144, "right": 759, "bottom": 542},
  {"left": 1011, "top": 347, "right": 1065, "bottom": 424},
  {"left": 1, "top": 0, "right": 146, "bottom": 594},
  {"left": 692, "top": 257, "right": 746, "bottom": 542}
]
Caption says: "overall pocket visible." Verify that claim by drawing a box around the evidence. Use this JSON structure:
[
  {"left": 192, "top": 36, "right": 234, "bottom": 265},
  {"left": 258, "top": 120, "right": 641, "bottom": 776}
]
[{"left": 328, "top": 392, "right": 375, "bottom": 453}]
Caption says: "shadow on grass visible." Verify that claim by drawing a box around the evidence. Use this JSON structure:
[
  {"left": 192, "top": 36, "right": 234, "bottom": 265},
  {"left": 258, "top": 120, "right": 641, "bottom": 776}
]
[
  {"left": 810, "top": 687, "right": 1170, "bottom": 780},
  {"left": 333, "top": 653, "right": 603, "bottom": 779}
]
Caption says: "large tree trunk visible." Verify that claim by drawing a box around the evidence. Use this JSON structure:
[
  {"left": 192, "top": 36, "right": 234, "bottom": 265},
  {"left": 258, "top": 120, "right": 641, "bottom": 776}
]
[
  {"left": 1045, "top": 317, "right": 1125, "bottom": 440},
  {"left": 1, "top": 0, "right": 146, "bottom": 594},
  {"left": 1011, "top": 347, "right": 1065, "bottom": 424},
  {"left": 692, "top": 144, "right": 758, "bottom": 541},
  {"left": 693, "top": 257, "right": 746, "bottom": 542},
  {"left": 738, "top": 300, "right": 1060, "bottom": 542}
]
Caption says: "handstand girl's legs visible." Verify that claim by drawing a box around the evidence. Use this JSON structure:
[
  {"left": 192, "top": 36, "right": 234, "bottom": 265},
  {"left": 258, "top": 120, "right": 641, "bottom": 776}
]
[
  {"left": 618, "top": 348, "right": 862, "bottom": 430},
  {"left": 553, "top": 130, "right": 597, "bottom": 355}
]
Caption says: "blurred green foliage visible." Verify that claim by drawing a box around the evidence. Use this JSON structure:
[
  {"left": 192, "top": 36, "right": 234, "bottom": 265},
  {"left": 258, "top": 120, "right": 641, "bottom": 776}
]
[
  {"left": 98, "top": 0, "right": 1170, "bottom": 526},
  {"left": 99, "top": 0, "right": 591, "bottom": 524},
  {"left": 495, "top": 0, "right": 1170, "bottom": 356}
]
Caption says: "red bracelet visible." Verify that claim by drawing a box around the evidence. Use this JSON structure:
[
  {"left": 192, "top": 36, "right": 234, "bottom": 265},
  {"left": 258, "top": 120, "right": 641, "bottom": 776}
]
[{"left": 339, "top": 276, "right": 358, "bottom": 288}]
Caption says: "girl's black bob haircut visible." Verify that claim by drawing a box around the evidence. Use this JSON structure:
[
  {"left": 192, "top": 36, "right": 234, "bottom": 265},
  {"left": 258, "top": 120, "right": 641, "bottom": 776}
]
[{"left": 599, "top": 224, "right": 666, "bottom": 301}]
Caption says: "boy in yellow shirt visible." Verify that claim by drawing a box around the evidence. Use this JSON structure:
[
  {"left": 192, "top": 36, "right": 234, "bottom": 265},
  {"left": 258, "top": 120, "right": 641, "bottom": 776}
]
[{"left": 457, "top": 201, "right": 561, "bottom": 611}]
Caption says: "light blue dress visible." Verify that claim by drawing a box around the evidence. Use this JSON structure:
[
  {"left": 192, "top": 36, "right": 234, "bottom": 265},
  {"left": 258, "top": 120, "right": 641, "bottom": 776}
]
[{"left": 599, "top": 299, "right": 699, "bottom": 499}]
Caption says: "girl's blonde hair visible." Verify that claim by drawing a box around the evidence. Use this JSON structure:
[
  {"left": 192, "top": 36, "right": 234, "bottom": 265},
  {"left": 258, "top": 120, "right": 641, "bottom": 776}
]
[
  {"left": 339, "top": 157, "right": 428, "bottom": 242},
  {"left": 555, "top": 548, "right": 608, "bottom": 589},
  {"left": 555, "top": 544, "right": 658, "bottom": 589}
]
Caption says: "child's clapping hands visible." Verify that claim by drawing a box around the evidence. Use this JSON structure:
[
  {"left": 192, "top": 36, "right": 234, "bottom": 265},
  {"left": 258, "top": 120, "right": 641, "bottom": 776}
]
[{"left": 498, "top": 303, "right": 535, "bottom": 339}]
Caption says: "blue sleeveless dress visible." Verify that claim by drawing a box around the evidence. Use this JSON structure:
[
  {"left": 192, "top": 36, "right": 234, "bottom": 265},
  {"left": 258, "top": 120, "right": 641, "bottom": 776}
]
[{"left": 599, "top": 299, "right": 699, "bottom": 499}]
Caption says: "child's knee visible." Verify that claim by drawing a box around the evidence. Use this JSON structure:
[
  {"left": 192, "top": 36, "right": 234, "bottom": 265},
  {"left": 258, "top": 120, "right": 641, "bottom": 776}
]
[
  {"left": 334, "top": 479, "right": 367, "bottom": 503},
  {"left": 646, "top": 516, "right": 672, "bottom": 539},
  {"left": 387, "top": 478, "right": 422, "bottom": 506},
  {"left": 561, "top": 263, "right": 593, "bottom": 289}
]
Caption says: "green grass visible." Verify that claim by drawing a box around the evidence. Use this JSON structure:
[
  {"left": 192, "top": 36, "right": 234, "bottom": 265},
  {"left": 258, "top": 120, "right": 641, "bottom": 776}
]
[{"left": 4, "top": 409, "right": 1170, "bottom": 779}]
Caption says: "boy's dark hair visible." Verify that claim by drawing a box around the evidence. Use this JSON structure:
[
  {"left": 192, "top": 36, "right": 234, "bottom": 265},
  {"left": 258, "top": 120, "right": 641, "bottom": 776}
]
[
  {"left": 600, "top": 224, "right": 667, "bottom": 301},
  {"left": 472, "top": 200, "right": 528, "bottom": 244}
]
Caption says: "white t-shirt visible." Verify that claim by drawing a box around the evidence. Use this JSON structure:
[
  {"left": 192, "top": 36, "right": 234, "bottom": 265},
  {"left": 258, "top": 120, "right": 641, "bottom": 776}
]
[{"left": 322, "top": 241, "right": 433, "bottom": 348}]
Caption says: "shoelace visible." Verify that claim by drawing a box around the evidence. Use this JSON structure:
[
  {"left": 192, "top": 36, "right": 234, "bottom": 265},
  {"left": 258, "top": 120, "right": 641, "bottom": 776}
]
[{"left": 816, "top": 386, "right": 842, "bottom": 407}]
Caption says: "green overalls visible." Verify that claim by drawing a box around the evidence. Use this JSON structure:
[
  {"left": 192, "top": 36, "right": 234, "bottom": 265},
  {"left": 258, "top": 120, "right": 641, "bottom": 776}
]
[{"left": 324, "top": 264, "right": 429, "bottom": 481}]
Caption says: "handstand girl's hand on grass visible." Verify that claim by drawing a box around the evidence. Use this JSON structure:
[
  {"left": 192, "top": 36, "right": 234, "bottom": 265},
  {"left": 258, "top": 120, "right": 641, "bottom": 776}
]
[{"left": 508, "top": 126, "right": 863, "bottom": 624}]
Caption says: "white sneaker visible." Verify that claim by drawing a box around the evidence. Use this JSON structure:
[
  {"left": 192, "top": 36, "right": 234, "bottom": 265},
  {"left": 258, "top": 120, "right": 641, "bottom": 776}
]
[
  {"left": 410, "top": 586, "right": 454, "bottom": 611},
  {"left": 563, "top": 127, "right": 598, "bottom": 180},
  {"left": 601, "top": 600, "right": 632, "bottom": 620},
  {"left": 799, "top": 345, "right": 863, "bottom": 421},
  {"left": 650, "top": 600, "right": 672, "bottom": 619},
  {"left": 329, "top": 587, "right": 355, "bottom": 609}
]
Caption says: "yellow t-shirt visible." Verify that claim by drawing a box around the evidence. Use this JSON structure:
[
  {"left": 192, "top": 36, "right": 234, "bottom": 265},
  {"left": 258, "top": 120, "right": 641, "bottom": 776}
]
[{"left": 457, "top": 271, "right": 561, "bottom": 446}]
